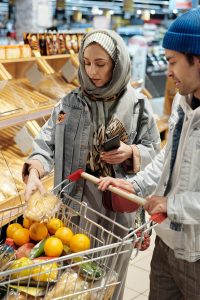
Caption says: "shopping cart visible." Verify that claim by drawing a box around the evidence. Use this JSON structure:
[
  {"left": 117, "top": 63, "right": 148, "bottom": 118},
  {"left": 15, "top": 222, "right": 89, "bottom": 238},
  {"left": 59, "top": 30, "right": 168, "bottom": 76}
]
[{"left": 0, "top": 178, "right": 165, "bottom": 300}]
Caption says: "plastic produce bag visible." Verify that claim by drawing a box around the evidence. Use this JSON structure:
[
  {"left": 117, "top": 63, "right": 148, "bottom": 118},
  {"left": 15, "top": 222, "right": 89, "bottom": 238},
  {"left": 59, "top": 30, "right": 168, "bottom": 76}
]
[
  {"left": 44, "top": 269, "right": 90, "bottom": 300},
  {"left": 24, "top": 191, "right": 61, "bottom": 222}
]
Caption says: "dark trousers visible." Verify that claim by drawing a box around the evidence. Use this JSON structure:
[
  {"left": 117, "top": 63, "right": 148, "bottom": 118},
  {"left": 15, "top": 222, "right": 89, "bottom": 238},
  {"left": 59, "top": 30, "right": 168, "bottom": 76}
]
[{"left": 149, "top": 236, "right": 200, "bottom": 300}]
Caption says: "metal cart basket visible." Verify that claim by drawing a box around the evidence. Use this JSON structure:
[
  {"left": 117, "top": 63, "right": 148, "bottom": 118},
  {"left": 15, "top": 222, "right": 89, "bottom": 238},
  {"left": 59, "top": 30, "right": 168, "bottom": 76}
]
[{"left": 0, "top": 187, "right": 157, "bottom": 300}]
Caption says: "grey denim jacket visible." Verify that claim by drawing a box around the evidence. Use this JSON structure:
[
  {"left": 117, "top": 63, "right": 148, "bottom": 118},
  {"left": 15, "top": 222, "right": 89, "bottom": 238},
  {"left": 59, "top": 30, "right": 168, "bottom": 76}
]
[
  {"left": 130, "top": 93, "right": 200, "bottom": 262},
  {"left": 27, "top": 88, "right": 160, "bottom": 201}
]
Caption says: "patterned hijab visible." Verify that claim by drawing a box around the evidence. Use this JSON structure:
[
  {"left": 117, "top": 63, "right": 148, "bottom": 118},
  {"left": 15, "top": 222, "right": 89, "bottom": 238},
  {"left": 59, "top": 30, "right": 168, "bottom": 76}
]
[{"left": 78, "top": 30, "right": 132, "bottom": 176}]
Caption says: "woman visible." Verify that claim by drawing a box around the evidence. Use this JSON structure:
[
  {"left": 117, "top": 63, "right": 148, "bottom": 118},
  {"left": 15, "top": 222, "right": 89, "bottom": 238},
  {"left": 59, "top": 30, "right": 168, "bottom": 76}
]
[{"left": 22, "top": 29, "right": 160, "bottom": 299}]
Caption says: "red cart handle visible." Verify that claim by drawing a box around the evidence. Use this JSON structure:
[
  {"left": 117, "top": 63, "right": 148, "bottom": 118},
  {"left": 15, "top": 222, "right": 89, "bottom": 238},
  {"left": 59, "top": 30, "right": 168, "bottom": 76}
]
[{"left": 150, "top": 213, "right": 167, "bottom": 224}]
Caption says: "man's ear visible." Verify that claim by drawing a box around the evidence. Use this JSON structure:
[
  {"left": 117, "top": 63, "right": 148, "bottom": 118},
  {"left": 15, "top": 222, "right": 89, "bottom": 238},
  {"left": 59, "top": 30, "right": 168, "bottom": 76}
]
[{"left": 197, "top": 56, "right": 200, "bottom": 65}]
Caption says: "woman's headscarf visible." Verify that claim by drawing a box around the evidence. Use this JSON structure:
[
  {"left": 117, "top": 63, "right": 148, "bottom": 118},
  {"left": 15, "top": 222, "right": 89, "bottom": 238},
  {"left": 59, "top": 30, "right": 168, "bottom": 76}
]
[{"left": 78, "top": 29, "right": 131, "bottom": 100}]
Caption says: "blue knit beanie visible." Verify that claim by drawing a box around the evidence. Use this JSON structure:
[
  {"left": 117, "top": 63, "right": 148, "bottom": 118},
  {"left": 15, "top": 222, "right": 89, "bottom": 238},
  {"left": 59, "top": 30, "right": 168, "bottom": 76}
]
[{"left": 163, "top": 8, "right": 200, "bottom": 55}]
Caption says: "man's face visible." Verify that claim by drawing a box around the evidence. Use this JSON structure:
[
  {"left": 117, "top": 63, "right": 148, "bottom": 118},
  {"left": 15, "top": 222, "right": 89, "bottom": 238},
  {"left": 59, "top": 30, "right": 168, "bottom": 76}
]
[{"left": 165, "top": 49, "right": 200, "bottom": 98}]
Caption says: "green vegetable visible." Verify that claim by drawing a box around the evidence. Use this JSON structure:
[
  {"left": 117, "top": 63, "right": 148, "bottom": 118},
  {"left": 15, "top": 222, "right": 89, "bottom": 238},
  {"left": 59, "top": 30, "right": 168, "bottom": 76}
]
[
  {"left": 29, "top": 239, "right": 46, "bottom": 259},
  {"left": 63, "top": 245, "right": 71, "bottom": 255},
  {"left": 80, "top": 261, "right": 105, "bottom": 281}
]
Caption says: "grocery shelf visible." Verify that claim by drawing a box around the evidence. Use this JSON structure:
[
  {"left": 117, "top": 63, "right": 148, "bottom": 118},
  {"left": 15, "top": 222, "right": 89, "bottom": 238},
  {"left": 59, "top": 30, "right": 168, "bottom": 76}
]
[
  {"left": 43, "top": 54, "right": 71, "bottom": 60},
  {"left": 0, "top": 53, "right": 77, "bottom": 224},
  {"left": 0, "top": 105, "right": 53, "bottom": 129},
  {"left": 0, "top": 55, "right": 72, "bottom": 64},
  {"left": 0, "top": 57, "right": 37, "bottom": 64}
]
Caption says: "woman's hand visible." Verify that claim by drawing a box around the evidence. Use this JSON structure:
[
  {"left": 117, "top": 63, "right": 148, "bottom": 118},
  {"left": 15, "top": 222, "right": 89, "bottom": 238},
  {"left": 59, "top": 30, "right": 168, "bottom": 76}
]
[
  {"left": 24, "top": 168, "right": 46, "bottom": 202},
  {"left": 144, "top": 195, "right": 167, "bottom": 215},
  {"left": 101, "top": 141, "right": 132, "bottom": 164},
  {"left": 98, "top": 176, "right": 135, "bottom": 193}
]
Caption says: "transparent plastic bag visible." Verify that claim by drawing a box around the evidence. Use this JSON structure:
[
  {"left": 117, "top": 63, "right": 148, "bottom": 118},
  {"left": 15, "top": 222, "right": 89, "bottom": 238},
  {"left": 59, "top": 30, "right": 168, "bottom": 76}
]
[
  {"left": 24, "top": 191, "right": 61, "bottom": 222},
  {"left": 44, "top": 269, "right": 90, "bottom": 300}
]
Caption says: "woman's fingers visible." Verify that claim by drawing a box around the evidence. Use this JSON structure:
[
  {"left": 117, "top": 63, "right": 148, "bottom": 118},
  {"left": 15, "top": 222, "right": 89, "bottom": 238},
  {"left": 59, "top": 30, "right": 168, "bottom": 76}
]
[{"left": 98, "top": 177, "right": 135, "bottom": 193}]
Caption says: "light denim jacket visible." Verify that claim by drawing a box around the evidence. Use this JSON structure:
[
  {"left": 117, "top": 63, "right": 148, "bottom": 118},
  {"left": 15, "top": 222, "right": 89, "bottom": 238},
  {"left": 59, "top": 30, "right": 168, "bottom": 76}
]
[
  {"left": 28, "top": 88, "right": 160, "bottom": 201},
  {"left": 130, "top": 93, "right": 200, "bottom": 262}
]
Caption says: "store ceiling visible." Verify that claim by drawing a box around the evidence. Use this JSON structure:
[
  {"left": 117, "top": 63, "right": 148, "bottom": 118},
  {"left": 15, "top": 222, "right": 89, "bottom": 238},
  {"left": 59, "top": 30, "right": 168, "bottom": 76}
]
[
  {"left": 64, "top": 0, "right": 170, "bottom": 14},
  {"left": 0, "top": 0, "right": 170, "bottom": 18}
]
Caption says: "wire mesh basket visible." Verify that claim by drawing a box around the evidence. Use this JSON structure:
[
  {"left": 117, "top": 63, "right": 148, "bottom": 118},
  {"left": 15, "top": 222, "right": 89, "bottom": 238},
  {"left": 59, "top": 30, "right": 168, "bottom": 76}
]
[{"left": 0, "top": 192, "right": 136, "bottom": 300}]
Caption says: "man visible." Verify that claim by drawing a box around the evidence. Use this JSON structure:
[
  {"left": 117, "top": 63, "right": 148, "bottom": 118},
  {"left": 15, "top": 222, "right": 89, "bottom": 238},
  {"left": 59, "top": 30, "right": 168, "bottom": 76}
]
[{"left": 98, "top": 8, "right": 200, "bottom": 300}]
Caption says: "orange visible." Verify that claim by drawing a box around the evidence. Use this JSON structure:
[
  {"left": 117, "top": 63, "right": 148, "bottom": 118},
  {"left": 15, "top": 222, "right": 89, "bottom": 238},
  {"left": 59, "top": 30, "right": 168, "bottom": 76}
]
[
  {"left": 46, "top": 218, "right": 64, "bottom": 235},
  {"left": 55, "top": 227, "right": 74, "bottom": 245},
  {"left": 23, "top": 217, "right": 34, "bottom": 229},
  {"left": 6, "top": 223, "right": 23, "bottom": 239},
  {"left": 69, "top": 233, "right": 90, "bottom": 253},
  {"left": 44, "top": 237, "right": 63, "bottom": 257},
  {"left": 13, "top": 228, "right": 30, "bottom": 246},
  {"left": 29, "top": 222, "right": 48, "bottom": 241}
]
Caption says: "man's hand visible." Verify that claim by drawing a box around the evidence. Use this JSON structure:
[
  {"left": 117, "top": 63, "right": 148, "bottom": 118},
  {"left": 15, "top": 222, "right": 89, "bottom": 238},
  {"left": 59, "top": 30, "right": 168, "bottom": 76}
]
[
  {"left": 144, "top": 195, "right": 167, "bottom": 215},
  {"left": 98, "top": 176, "right": 135, "bottom": 193},
  {"left": 24, "top": 168, "right": 46, "bottom": 202},
  {"left": 101, "top": 141, "right": 132, "bottom": 164}
]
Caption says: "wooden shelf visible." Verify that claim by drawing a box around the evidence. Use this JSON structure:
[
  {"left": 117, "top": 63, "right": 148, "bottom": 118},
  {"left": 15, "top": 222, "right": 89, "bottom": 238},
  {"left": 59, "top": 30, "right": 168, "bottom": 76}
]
[
  {"left": 0, "top": 54, "right": 71, "bottom": 64},
  {"left": 43, "top": 54, "right": 71, "bottom": 60},
  {"left": 0, "top": 57, "right": 37, "bottom": 64},
  {"left": 0, "top": 54, "right": 78, "bottom": 223},
  {"left": 0, "top": 105, "right": 53, "bottom": 129}
]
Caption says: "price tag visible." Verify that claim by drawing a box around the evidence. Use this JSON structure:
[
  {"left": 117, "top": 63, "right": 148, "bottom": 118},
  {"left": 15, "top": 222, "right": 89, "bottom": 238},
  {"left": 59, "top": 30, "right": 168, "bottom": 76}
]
[
  {"left": 14, "top": 127, "right": 33, "bottom": 155},
  {"left": 26, "top": 63, "right": 44, "bottom": 86}
]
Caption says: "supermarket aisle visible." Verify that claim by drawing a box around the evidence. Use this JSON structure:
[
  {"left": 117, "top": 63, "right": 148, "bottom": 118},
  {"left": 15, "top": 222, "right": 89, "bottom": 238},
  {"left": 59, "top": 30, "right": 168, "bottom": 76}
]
[{"left": 124, "top": 230, "right": 156, "bottom": 299}]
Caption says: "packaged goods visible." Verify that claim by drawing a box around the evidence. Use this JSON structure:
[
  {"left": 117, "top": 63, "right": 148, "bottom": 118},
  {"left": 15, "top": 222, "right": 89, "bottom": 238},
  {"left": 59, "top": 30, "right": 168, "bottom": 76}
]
[
  {"left": 59, "top": 33, "right": 67, "bottom": 54},
  {"left": 71, "top": 34, "right": 78, "bottom": 53},
  {"left": 65, "top": 34, "right": 73, "bottom": 53},
  {"left": 39, "top": 34, "right": 47, "bottom": 56},
  {"left": 44, "top": 269, "right": 90, "bottom": 300},
  {"left": 24, "top": 191, "right": 61, "bottom": 222},
  {"left": 26, "top": 33, "right": 40, "bottom": 52},
  {"left": 46, "top": 34, "right": 54, "bottom": 56}
]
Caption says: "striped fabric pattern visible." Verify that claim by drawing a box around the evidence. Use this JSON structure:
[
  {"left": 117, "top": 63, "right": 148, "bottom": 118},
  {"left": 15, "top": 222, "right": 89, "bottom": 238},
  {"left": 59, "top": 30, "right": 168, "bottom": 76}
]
[{"left": 83, "top": 32, "right": 117, "bottom": 62}]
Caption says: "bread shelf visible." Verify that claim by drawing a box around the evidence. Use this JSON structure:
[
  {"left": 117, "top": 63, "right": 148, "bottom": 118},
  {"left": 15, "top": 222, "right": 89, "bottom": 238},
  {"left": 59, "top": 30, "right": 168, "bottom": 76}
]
[
  {"left": 0, "top": 54, "right": 71, "bottom": 64},
  {"left": 0, "top": 105, "right": 53, "bottom": 129},
  {"left": 0, "top": 54, "right": 79, "bottom": 222},
  {"left": 43, "top": 54, "right": 71, "bottom": 60},
  {"left": 0, "top": 57, "right": 37, "bottom": 64}
]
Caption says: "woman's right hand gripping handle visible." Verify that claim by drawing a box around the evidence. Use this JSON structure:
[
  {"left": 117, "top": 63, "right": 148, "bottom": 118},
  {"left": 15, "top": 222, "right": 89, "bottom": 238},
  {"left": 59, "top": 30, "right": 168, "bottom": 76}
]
[{"left": 24, "top": 168, "right": 46, "bottom": 202}]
